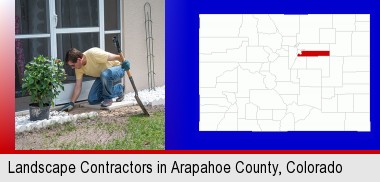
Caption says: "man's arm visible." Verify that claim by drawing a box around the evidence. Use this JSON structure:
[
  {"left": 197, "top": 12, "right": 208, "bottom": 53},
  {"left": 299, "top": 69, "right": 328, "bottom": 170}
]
[
  {"left": 107, "top": 53, "right": 123, "bottom": 62},
  {"left": 71, "top": 78, "right": 82, "bottom": 102},
  {"left": 59, "top": 78, "right": 82, "bottom": 111},
  {"left": 108, "top": 52, "right": 130, "bottom": 71}
]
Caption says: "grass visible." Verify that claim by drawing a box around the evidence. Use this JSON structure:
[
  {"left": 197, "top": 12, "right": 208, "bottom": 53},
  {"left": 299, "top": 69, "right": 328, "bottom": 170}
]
[
  {"left": 16, "top": 106, "right": 165, "bottom": 150},
  {"left": 41, "top": 111, "right": 165, "bottom": 150},
  {"left": 110, "top": 112, "right": 165, "bottom": 149}
]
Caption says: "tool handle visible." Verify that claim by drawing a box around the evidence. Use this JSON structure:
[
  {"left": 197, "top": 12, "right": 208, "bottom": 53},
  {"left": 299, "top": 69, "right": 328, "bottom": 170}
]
[
  {"left": 113, "top": 36, "right": 122, "bottom": 53},
  {"left": 113, "top": 36, "right": 125, "bottom": 60},
  {"left": 113, "top": 36, "right": 138, "bottom": 95},
  {"left": 129, "top": 76, "right": 138, "bottom": 96},
  {"left": 113, "top": 39, "right": 133, "bottom": 78}
]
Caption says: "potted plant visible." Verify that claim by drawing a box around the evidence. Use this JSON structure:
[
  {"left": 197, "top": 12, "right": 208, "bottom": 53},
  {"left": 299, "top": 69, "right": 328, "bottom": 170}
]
[{"left": 22, "top": 55, "right": 66, "bottom": 121}]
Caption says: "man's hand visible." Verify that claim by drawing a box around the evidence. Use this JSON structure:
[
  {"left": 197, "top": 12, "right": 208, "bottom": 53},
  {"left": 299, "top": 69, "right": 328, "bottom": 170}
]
[
  {"left": 59, "top": 102, "right": 74, "bottom": 112},
  {"left": 121, "top": 60, "right": 130, "bottom": 71}
]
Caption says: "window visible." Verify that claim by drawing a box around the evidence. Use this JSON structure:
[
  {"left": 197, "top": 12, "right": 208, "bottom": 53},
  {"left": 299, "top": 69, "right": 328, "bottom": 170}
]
[{"left": 15, "top": 0, "right": 122, "bottom": 111}]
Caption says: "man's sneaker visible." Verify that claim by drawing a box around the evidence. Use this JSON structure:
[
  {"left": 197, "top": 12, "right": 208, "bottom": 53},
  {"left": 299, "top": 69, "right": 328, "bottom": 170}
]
[
  {"left": 116, "top": 85, "right": 125, "bottom": 102},
  {"left": 101, "top": 99, "right": 113, "bottom": 107}
]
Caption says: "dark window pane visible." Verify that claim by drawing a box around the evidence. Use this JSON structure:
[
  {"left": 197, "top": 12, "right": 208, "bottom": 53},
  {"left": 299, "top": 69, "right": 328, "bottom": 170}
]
[
  {"left": 105, "top": 34, "right": 121, "bottom": 54},
  {"left": 15, "top": 0, "right": 49, "bottom": 34},
  {"left": 55, "top": 0, "right": 99, "bottom": 28},
  {"left": 105, "top": 34, "right": 121, "bottom": 86},
  {"left": 15, "top": 38, "right": 50, "bottom": 97},
  {"left": 104, "top": 0, "right": 120, "bottom": 30},
  {"left": 57, "top": 33, "right": 99, "bottom": 83}
]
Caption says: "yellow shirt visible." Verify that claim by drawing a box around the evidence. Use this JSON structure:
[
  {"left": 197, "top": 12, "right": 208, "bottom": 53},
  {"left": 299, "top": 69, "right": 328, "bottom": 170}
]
[{"left": 75, "top": 47, "right": 120, "bottom": 80}]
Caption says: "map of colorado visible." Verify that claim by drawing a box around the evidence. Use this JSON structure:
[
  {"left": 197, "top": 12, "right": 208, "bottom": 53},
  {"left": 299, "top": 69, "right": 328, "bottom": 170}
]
[{"left": 199, "top": 14, "right": 370, "bottom": 131}]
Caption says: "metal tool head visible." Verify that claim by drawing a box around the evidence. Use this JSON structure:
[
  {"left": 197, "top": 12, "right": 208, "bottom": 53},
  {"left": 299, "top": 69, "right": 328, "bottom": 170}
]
[{"left": 135, "top": 95, "right": 150, "bottom": 116}]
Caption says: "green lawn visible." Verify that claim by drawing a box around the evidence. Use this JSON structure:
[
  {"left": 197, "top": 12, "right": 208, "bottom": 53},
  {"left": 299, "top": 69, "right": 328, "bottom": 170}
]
[
  {"left": 17, "top": 111, "right": 165, "bottom": 150},
  {"left": 104, "top": 111, "right": 165, "bottom": 150}
]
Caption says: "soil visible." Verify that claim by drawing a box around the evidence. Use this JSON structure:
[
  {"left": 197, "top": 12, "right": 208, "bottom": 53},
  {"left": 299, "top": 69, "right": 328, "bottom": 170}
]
[{"left": 15, "top": 104, "right": 164, "bottom": 150}]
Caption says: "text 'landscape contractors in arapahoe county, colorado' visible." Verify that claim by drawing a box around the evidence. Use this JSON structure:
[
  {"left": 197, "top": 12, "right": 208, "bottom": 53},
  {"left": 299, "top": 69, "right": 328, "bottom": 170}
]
[{"left": 7, "top": 160, "right": 343, "bottom": 177}]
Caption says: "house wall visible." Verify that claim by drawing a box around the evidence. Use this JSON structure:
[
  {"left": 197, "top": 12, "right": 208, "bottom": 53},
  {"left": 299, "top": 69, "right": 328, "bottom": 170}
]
[
  {"left": 15, "top": 0, "right": 164, "bottom": 111},
  {"left": 122, "top": 0, "right": 165, "bottom": 92}
]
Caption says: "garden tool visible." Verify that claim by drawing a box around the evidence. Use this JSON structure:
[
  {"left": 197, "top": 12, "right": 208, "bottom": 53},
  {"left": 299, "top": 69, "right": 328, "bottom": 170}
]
[{"left": 113, "top": 36, "right": 150, "bottom": 116}]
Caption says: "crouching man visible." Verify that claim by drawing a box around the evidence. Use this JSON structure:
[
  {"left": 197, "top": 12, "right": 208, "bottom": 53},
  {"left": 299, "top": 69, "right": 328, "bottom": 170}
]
[{"left": 59, "top": 47, "right": 130, "bottom": 111}]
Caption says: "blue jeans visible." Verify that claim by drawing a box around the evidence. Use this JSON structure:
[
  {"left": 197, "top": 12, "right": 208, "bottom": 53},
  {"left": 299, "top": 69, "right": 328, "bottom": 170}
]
[{"left": 87, "top": 66, "right": 125, "bottom": 105}]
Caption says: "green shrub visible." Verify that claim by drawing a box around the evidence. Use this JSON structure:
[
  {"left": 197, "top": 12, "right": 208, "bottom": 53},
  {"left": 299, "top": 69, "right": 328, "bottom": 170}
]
[{"left": 22, "top": 55, "right": 66, "bottom": 108}]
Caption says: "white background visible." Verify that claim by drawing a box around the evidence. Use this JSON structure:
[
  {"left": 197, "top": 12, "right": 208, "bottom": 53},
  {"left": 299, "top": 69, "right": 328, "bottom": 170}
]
[{"left": 1, "top": 154, "right": 379, "bottom": 181}]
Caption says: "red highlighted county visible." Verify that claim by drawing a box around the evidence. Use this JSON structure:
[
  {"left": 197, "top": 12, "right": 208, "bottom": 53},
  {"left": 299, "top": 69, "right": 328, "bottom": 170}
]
[{"left": 297, "top": 51, "right": 330, "bottom": 57}]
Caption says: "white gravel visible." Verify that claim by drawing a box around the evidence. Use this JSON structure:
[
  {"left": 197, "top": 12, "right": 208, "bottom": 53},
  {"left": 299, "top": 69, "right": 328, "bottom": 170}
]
[
  {"left": 123, "top": 85, "right": 165, "bottom": 106},
  {"left": 15, "top": 111, "right": 98, "bottom": 133},
  {"left": 15, "top": 85, "right": 165, "bottom": 133}
]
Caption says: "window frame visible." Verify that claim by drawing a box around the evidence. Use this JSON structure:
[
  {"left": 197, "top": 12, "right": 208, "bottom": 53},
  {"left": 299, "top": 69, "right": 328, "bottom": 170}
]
[{"left": 15, "top": 0, "right": 123, "bottom": 105}]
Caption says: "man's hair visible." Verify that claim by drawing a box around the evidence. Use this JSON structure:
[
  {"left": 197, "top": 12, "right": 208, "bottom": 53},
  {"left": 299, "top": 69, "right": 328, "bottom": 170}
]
[{"left": 65, "top": 48, "right": 83, "bottom": 63}]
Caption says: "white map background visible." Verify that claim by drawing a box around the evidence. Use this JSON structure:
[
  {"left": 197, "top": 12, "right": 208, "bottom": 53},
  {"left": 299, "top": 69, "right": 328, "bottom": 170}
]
[{"left": 199, "top": 14, "right": 370, "bottom": 131}]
